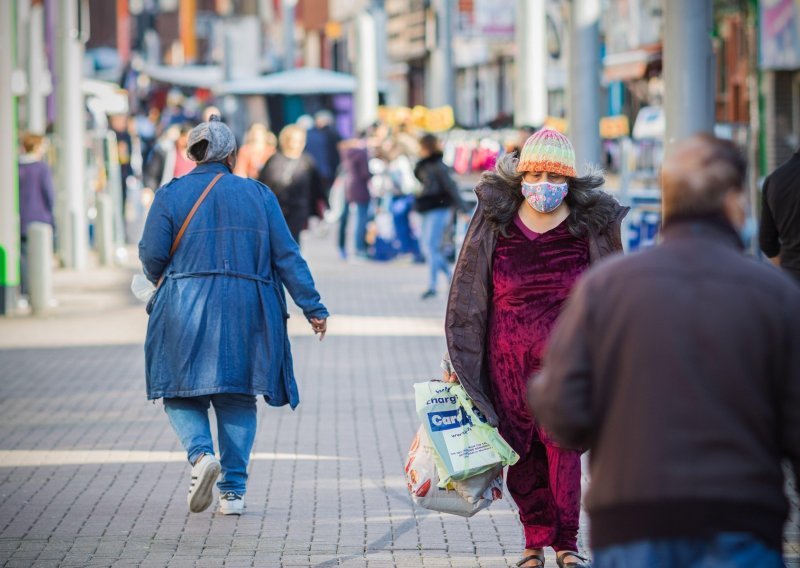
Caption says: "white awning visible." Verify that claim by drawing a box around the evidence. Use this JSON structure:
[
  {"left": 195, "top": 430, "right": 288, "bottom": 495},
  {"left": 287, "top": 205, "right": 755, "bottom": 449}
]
[
  {"left": 215, "top": 67, "right": 387, "bottom": 96},
  {"left": 215, "top": 67, "right": 356, "bottom": 95},
  {"left": 142, "top": 64, "right": 224, "bottom": 89}
]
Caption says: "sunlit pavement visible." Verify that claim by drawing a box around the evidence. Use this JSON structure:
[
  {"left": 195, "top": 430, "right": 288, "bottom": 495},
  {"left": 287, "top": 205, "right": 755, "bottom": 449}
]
[{"left": 0, "top": 228, "right": 796, "bottom": 567}]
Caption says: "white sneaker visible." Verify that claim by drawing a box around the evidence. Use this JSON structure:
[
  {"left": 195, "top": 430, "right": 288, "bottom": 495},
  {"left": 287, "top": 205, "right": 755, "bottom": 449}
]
[
  {"left": 218, "top": 491, "right": 245, "bottom": 515},
  {"left": 187, "top": 454, "right": 221, "bottom": 513}
]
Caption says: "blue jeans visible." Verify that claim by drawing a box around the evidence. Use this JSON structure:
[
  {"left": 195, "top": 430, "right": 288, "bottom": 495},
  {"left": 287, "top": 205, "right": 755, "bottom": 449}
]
[
  {"left": 421, "top": 207, "right": 452, "bottom": 292},
  {"left": 391, "top": 195, "right": 422, "bottom": 260},
  {"left": 354, "top": 202, "right": 370, "bottom": 254},
  {"left": 338, "top": 202, "right": 370, "bottom": 254},
  {"left": 164, "top": 394, "right": 257, "bottom": 495},
  {"left": 338, "top": 200, "right": 350, "bottom": 252},
  {"left": 593, "top": 533, "right": 784, "bottom": 568}
]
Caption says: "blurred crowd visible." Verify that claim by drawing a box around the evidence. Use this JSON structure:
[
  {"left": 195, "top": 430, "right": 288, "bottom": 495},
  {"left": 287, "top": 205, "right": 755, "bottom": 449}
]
[{"left": 14, "top": 88, "right": 621, "bottom": 306}]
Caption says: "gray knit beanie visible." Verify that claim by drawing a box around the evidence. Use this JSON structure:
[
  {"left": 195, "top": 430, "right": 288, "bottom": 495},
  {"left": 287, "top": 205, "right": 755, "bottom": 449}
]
[{"left": 187, "top": 115, "right": 236, "bottom": 163}]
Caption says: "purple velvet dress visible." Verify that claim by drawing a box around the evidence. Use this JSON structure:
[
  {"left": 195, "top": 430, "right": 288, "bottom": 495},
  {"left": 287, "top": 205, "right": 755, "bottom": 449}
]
[{"left": 488, "top": 214, "right": 589, "bottom": 551}]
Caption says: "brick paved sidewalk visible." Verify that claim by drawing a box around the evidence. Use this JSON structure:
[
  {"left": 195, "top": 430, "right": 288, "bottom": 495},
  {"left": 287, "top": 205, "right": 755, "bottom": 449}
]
[{"left": 0, "top": 229, "right": 797, "bottom": 567}]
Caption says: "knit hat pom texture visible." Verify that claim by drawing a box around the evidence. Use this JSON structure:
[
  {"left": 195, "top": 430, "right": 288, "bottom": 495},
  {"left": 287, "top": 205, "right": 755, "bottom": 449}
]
[{"left": 516, "top": 128, "right": 577, "bottom": 178}]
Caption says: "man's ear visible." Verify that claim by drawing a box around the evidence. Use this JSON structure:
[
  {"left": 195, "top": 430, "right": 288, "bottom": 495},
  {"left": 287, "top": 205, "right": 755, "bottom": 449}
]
[{"left": 722, "top": 189, "right": 746, "bottom": 230}]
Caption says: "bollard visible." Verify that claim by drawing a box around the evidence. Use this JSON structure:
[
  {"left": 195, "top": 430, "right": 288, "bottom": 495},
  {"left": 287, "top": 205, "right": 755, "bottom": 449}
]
[
  {"left": 95, "top": 193, "right": 114, "bottom": 266},
  {"left": 27, "top": 222, "right": 53, "bottom": 315}
]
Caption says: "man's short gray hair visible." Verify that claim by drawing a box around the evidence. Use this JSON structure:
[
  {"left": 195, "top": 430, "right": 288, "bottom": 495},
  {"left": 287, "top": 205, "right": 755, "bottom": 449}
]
[
  {"left": 661, "top": 134, "right": 747, "bottom": 223},
  {"left": 187, "top": 115, "right": 236, "bottom": 164}
]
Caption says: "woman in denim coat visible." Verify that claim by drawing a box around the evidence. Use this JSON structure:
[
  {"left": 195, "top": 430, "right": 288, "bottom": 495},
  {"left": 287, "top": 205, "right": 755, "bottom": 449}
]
[{"left": 139, "top": 116, "right": 328, "bottom": 516}]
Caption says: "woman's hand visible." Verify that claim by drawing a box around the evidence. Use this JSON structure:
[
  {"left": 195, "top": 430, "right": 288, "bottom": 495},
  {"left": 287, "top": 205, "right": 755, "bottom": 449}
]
[
  {"left": 442, "top": 370, "right": 459, "bottom": 383},
  {"left": 310, "top": 317, "right": 327, "bottom": 341},
  {"left": 441, "top": 354, "right": 459, "bottom": 383}
]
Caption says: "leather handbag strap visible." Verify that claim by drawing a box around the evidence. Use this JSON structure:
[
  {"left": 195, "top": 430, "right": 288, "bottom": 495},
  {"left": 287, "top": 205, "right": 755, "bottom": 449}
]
[
  {"left": 155, "top": 172, "right": 224, "bottom": 290},
  {"left": 169, "top": 172, "right": 224, "bottom": 256}
]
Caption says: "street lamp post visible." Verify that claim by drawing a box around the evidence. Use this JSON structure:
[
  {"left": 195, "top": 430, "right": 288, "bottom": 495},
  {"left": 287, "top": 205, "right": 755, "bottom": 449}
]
[
  {"left": 425, "top": 0, "right": 455, "bottom": 109},
  {"left": 354, "top": 10, "right": 379, "bottom": 132},
  {"left": 56, "top": 0, "right": 89, "bottom": 270},
  {"left": 0, "top": 0, "right": 21, "bottom": 315},
  {"left": 515, "top": 0, "right": 547, "bottom": 128},
  {"left": 27, "top": 0, "right": 50, "bottom": 135},
  {"left": 568, "top": 0, "right": 602, "bottom": 172},
  {"left": 663, "top": 0, "right": 714, "bottom": 152},
  {"left": 282, "top": 0, "right": 297, "bottom": 70}
]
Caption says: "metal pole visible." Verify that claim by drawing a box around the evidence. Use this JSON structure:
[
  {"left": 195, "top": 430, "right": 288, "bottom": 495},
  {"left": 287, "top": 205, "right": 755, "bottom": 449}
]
[
  {"left": 0, "top": 0, "right": 21, "bottom": 315},
  {"left": 372, "top": 0, "right": 388, "bottom": 87},
  {"left": 28, "top": 0, "right": 49, "bottom": 134},
  {"left": 354, "top": 10, "right": 378, "bottom": 132},
  {"left": 568, "top": 0, "right": 602, "bottom": 172},
  {"left": 27, "top": 222, "right": 53, "bottom": 314},
  {"left": 515, "top": 0, "right": 547, "bottom": 127},
  {"left": 426, "top": 0, "right": 455, "bottom": 108},
  {"left": 282, "top": 0, "right": 296, "bottom": 70},
  {"left": 105, "top": 131, "right": 126, "bottom": 248},
  {"left": 663, "top": 0, "right": 714, "bottom": 153},
  {"left": 95, "top": 193, "right": 113, "bottom": 266},
  {"left": 56, "top": 0, "right": 88, "bottom": 269}
]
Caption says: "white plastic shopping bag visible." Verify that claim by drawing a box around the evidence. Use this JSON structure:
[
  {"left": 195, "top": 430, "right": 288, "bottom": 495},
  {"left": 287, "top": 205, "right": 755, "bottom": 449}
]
[
  {"left": 404, "top": 426, "right": 502, "bottom": 517},
  {"left": 414, "top": 381, "right": 519, "bottom": 486},
  {"left": 130, "top": 273, "right": 156, "bottom": 302}
]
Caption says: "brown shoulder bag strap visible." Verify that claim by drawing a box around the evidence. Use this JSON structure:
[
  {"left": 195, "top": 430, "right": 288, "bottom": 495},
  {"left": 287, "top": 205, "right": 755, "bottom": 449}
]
[
  {"left": 169, "top": 172, "right": 224, "bottom": 256},
  {"left": 156, "top": 172, "right": 224, "bottom": 289}
]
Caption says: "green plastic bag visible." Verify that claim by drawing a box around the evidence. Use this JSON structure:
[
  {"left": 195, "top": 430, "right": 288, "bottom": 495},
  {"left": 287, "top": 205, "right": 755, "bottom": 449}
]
[{"left": 414, "top": 381, "right": 519, "bottom": 487}]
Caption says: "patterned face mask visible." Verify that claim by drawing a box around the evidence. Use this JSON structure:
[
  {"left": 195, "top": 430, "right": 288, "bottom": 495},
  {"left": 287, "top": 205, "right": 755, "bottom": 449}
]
[{"left": 521, "top": 181, "right": 569, "bottom": 213}]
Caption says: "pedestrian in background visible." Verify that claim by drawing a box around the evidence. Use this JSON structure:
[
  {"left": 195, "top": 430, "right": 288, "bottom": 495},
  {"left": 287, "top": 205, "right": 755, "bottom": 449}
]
[
  {"left": 17, "top": 132, "right": 55, "bottom": 300},
  {"left": 305, "top": 110, "right": 341, "bottom": 199},
  {"left": 139, "top": 116, "right": 328, "bottom": 516},
  {"left": 110, "top": 114, "right": 136, "bottom": 218},
  {"left": 444, "top": 129, "right": 628, "bottom": 568},
  {"left": 414, "top": 134, "right": 470, "bottom": 299},
  {"left": 760, "top": 144, "right": 800, "bottom": 284},
  {"left": 258, "top": 124, "right": 326, "bottom": 245},
  {"left": 234, "top": 123, "right": 277, "bottom": 179},
  {"left": 339, "top": 132, "right": 373, "bottom": 259},
  {"left": 143, "top": 122, "right": 195, "bottom": 191},
  {"left": 530, "top": 134, "right": 800, "bottom": 568},
  {"left": 380, "top": 135, "right": 423, "bottom": 262}
]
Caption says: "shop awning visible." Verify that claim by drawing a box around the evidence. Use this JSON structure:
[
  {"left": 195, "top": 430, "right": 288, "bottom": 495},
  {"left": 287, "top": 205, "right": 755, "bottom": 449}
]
[
  {"left": 603, "top": 47, "right": 662, "bottom": 82},
  {"left": 215, "top": 67, "right": 356, "bottom": 95},
  {"left": 214, "top": 67, "right": 388, "bottom": 96},
  {"left": 142, "top": 64, "right": 224, "bottom": 89}
]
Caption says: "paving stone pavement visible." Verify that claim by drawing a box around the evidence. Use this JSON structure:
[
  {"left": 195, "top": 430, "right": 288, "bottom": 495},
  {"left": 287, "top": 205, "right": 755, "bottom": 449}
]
[{"left": 0, "top": 229, "right": 798, "bottom": 567}]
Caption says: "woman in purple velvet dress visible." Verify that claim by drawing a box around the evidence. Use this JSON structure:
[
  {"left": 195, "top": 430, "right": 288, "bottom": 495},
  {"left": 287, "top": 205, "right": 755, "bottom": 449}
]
[{"left": 444, "top": 129, "right": 629, "bottom": 568}]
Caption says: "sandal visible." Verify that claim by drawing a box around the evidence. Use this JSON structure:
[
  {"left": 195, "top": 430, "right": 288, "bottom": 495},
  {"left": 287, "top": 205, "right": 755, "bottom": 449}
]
[
  {"left": 516, "top": 553, "right": 545, "bottom": 567},
  {"left": 556, "top": 551, "right": 590, "bottom": 568}
]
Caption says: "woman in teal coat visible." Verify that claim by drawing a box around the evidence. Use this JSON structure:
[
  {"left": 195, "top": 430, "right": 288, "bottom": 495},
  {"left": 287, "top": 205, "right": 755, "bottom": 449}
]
[{"left": 139, "top": 116, "right": 328, "bottom": 516}]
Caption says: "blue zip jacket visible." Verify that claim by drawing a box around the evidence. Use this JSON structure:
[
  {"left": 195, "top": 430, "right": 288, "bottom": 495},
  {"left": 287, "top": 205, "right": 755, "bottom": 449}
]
[{"left": 139, "top": 161, "right": 329, "bottom": 407}]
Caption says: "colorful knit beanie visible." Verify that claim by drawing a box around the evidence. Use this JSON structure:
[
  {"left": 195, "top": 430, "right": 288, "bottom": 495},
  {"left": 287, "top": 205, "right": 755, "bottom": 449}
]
[{"left": 516, "top": 128, "right": 577, "bottom": 178}]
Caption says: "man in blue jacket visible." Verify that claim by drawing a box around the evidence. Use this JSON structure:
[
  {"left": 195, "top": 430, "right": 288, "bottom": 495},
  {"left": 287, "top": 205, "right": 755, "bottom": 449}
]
[{"left": 139, "top": 116, "right": 329, "bottom": 515}]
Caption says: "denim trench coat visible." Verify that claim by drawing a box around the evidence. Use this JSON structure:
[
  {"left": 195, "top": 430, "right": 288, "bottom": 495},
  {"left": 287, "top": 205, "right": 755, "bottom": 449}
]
[{"left": 139, "top": 161, "right": 329, "bottom": 407}]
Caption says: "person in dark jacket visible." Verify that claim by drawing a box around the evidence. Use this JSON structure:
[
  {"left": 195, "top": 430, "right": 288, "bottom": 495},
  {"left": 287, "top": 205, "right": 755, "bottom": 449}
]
[
  {"left": 139, "top": 116, "right": 329, "bottom": 517},
  {"left": 258, "top": 124, "right": 327, "bottom": 245},
  {"left": 444, "top": 129, "right": 628, "bottom": 568},
  {"left": 530, "top": 134, "right": 800, "bottom": 568},
  {"left": 304, "top": 110, "right": 341, "bottom": 198},
  {"left": 760, "top": 148, "right": 800, "bottom": 283},
  {"left": 339, "top": 134, "right": 373, "bottom": 258},
  {"left": 414, "top": 134, "right": 470, "bottom": 299},
  {"left": 18, "top": 132, "right": 55, "bottom": 296}
]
